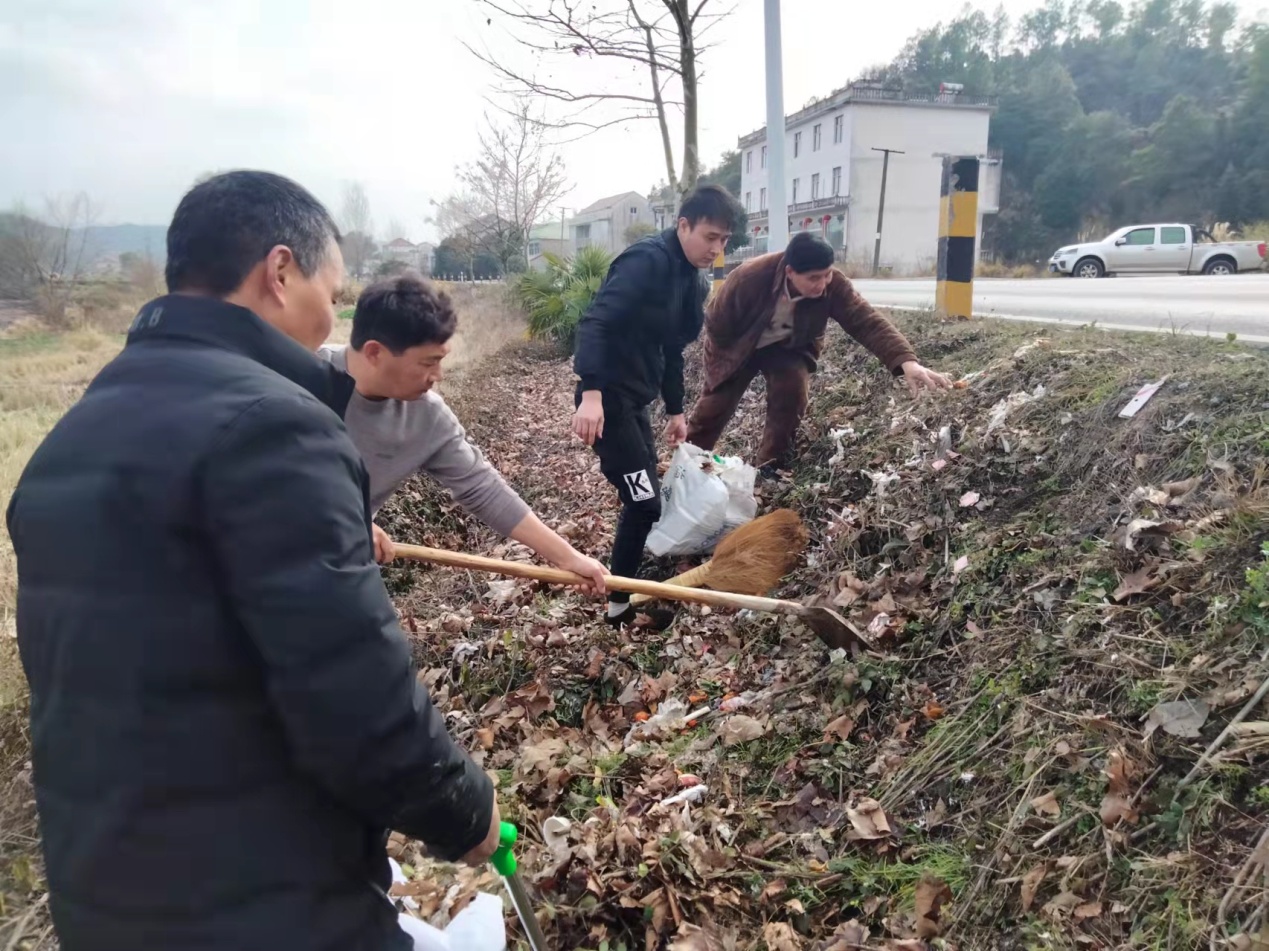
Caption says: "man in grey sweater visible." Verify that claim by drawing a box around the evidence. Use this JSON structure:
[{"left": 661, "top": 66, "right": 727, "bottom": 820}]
[{"left": 319, "top": 273, "right": 607, "bottom": 594}]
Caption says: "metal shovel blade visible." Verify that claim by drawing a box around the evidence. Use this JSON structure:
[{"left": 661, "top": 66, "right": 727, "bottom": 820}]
[{"left": 794, "top": 605, "right": 873, "bottom": 654}]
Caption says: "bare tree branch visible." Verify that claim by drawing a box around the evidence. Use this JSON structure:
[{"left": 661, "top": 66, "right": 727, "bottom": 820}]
[
  {"left": 339, "top": 183, "right": 376, "bottom": 279},
  {"left": 473, "top": 0, "right": 732, "bottom": 197},
  {"left": 628, "top": 0, "right": 679, "bottom": 187},
  {"left": 0, "top": 193, "right": 100, "bottom": 327},
  {"left": 437, "top": 98, "right": 571, "bottom": 276}
]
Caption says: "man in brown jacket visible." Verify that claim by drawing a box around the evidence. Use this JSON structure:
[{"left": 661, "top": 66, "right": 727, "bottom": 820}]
[{"left": 686, "top": 231, "right": 951, "bottom": 475}]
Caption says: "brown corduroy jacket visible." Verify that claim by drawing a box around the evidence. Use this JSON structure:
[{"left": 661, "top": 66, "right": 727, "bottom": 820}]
[{"left": 700, "top": 251, "right": 918, "bottom": 391}]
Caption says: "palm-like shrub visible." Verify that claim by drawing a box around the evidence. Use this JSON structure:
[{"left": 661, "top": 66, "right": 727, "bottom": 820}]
[{"left": 514, "top": 245, "right": 613, "bottom": 352}]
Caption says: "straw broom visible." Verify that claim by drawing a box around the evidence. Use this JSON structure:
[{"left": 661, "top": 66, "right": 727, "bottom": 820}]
[{"left": 630, "top": 508, "right": 808, "bottom": 605}]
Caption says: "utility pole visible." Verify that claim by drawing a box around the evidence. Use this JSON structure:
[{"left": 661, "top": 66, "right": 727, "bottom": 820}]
[
  {"left": 559, "top": 206, "right": 574, "bottom": 253},
  {"left": 870, "top": 147, "right": 904, "bottom": 276},
  {"left": 763, "top": 0, "right": 788, "bottom": 254}
]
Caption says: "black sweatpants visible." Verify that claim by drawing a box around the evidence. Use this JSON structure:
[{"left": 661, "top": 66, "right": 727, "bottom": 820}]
[{"left": 578, "top": 390, "right": 661, "bottom": 604}]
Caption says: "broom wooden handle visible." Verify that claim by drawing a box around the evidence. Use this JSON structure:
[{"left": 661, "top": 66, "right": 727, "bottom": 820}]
[
  {"left": 629, "top": 561, "right": 713, "bottom": 605},
  {"left": 393, "top": 543, "right": 809, "bottom": 615}
]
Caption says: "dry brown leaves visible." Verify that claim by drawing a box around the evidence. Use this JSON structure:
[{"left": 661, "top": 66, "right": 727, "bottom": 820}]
[
  {"left": 1143, "top": 698, "right": 1209, "bottom": 739},
  {"left": 374, "top": 329, "right": 1268, "bottom": 949},
  {"left": 719, "top": 714, "right": 767, "bottom": 746},
  {"left": 914, "top": 874, "right": 953, "bottom": 938},
  {"left": 845, "top": 797, "right": 895, "bottom": 843},
  {"left": 1030, "top": 791, "right": 1061, "bottom": 818},
  {"left": 1100, "top": 747, "right": 1140, "bottom": 827},
  {"left": 1020, "top": 863, "right": 1049, "bottom": 912},
  {"left": 763, "top": 922, "right": 804, "bottom": 951}
]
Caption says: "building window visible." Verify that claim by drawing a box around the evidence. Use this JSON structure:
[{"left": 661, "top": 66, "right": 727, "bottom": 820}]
[
  {"left": 832, "top": 166, "right": 842, "bottom": 196},
  {"left": 575, "top": 223, "right": 591, "bottom": 245},
  {"left": 745, "top": 191, "right": 752, "bottom": 212},
  {"left": 630, "top": 206, "right": 638, "bottom": 215},
  {"left": 760, "top": 187, "right": 767, "bottom": 211},
  {"left": 761, "top": 145, "right": 767, "bottom": 168},
  {"left": 745, "top": 151, "right": 752, "bottom": 173},
  {"left": 813, "top": 124, "right": 822, "bottom": 151},
  {"left": 528, "top": 240, "right": 541, "bottom": 256},
  {"left": 811, "top": 173, "right": 820, "bottom": 199},
  {"left": 792, "top": 178, "right": 800, "bottom": 203},
  {"left": 793, "top": 131, "right": 801, "bottom": 158},
  {"left": 833, "top": 115, "right": 843, "bottom": 144}
]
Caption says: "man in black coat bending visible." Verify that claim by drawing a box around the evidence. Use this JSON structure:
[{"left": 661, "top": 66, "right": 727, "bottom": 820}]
[
  {"left": 6, "top": 171, "right": 499, "bottom": 951},
  {"left": 570, "top": 184, "right": 743, "bottom": 630}
]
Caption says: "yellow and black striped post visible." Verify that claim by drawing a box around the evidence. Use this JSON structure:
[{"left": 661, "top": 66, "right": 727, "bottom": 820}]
[
  {"left": 935, "top": 157, "right": 980, "bottom": 320},
  {"left": 711, "top": 252, "right": 726, "bottom": 295}
]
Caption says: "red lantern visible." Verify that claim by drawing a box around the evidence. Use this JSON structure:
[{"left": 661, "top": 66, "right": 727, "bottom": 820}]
[
  {"left": 802, "top": 217, "right": 813, "bottom": 227},
  {"left": 820, "top": 214, "right": 832, "bottom": 224},
  {"left": 753, "top": 226, "right": 761, "bottom": 234}
]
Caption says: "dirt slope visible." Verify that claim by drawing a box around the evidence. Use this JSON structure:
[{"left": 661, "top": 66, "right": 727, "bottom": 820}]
[{"left": 380, "top": 314, "right": 1269, "bottom": 951}]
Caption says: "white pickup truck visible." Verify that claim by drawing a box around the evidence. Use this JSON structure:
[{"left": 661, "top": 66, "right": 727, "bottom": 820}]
[{"left": 1049, "top": 223, "right": 1266, "bottom": 278}]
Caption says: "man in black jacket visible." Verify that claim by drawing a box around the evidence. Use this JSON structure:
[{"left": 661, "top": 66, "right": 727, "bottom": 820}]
[
  {"left": 571, "top": 184, "right": 743, "bottom": 630},
  {"left": 6, "top": 171, "right": 499, "bottom": 951}
]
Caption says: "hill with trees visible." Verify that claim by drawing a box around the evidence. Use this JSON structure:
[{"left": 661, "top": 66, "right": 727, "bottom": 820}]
[{"left": 861, "top": 0, "right": 1268, "bottom": 262}]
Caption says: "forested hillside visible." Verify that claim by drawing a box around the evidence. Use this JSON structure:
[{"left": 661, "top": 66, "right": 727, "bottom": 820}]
[{"left": 861, "top": 0, "right": 1269, "bottom": 262}]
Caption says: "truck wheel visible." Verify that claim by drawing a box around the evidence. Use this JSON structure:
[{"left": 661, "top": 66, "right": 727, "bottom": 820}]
[
  {"left": 1202, "top": 257, "right": 1236, "bottom": 275},
  {"left": 1073, "top": 257, "right": 1104, "bottom": 278}
]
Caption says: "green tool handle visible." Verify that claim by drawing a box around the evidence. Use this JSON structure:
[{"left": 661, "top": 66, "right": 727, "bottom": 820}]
[{"left": 491, "top": 821, "right": 518, "bottom": 877}]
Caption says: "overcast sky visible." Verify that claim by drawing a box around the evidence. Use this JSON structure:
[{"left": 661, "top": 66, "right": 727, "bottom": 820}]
[{"left": 2, "top": 0, "right": 1266, "bottom": 241}]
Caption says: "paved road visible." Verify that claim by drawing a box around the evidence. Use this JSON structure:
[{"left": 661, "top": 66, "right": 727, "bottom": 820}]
[{"left": 853, "top": 274, "right": 1269, "bottom": 343}]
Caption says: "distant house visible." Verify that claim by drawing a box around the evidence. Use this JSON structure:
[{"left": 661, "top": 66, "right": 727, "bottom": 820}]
[
  {"left": 649, "top": 188, "right": 677, "bottom": 232},
  {"left": 570, "top": 192, "right": 654, "bottom": 255},
  {"left": 738, "top": 80, "right": 1002, "bottom": 273},
  {"left": 527, "top": 221, "right": 570, "bottom": 271},
  {"left": 380, "top": 237, "right": 434, "bottom": 275}
]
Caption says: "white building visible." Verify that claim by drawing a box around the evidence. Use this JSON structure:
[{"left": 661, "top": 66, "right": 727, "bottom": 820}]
[
  {"left": 737, "top": 82, "right": 1002, "bottom": 274},
  {"left": 570, "top": 192, "right": 655, "bottom": 255},
  {"left": 527, "top": 221, "right": 570, "bottom": 271},
  {"left": 381, "top": 238, "right": 435, "bottom": 275}
]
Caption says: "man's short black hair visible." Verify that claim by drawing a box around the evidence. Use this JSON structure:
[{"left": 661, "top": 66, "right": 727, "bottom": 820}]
[
  {"left": 784, "top": 231, "right": 836, "bottom": 273},
  {"left": 677, "top": 184, "right": 744, "bottom": 233},
  {"left": 165, "top": 170, "right": 341, "bottom": 296},
  {"left": 351, "top": 273, "right": 458, "bottom": 354}
]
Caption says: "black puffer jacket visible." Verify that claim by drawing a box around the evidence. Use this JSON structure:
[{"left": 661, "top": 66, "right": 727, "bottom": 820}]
[
  {"left": 573, "top": 228, "right": 709, "bottom": 415},
  {"left": 6, "top": 294, "right": 492, "bottom": 951}
]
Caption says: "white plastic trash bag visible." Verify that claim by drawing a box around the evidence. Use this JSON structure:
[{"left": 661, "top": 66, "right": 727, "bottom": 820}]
[
  {"left": 390, "top": 858, "right": 507, "bottom": 951},
  {"left": 718, "top": 454, "right": 758, "bottom": 532},
  {"left": 645, "top": 443, "right": 756, "bottom": 557}
]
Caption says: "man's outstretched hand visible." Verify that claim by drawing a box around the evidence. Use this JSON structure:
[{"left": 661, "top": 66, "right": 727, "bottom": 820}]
[
  {"left": 572, "top": 391, "right": 605, "bottom": 446},
  {"left": 901, "top": 360, "right": 953, "bottom": 396},
  {"left": 663, "top": 413, "right": 687, "bottom": 448}
]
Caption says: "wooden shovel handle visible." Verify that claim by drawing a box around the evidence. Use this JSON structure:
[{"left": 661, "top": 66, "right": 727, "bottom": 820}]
[
  {"left": 392, "top": 543, "right": 807, "bottom": 615},
  {"left": 629, "top": 561, "right": 713, "bottom": 606}
]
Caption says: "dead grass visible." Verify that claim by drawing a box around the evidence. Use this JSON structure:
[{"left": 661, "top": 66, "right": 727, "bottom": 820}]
[
  {"left": 6, "top": 292, "right": 1264, "bottom": 949},
  {"left": 0, "top": 283, "right": 525, "bottom": 948},
  {"left": 376, "top": 314, "right": 1268, "bottom": 950},
  {"left": 975, "top": 260, "right": 1053, "bottom": 279}
]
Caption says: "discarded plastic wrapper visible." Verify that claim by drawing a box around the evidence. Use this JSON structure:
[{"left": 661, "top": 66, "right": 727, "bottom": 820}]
[
  {"left": 1118, "top": 377, "right": 1168, "bottom": 419},
  {"left": 623, "top": 698, "right": 712, "bottom": 747},
  {"left": 656, "top": 784, "right": 708, "bottom": 810}
]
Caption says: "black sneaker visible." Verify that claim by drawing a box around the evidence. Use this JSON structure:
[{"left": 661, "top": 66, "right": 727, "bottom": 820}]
[
  {"left": 758, "top": 462, "right": 783, "bottom": 482},
  {"left": 604, "top": 603, "right": 677, "bottom": 631}
]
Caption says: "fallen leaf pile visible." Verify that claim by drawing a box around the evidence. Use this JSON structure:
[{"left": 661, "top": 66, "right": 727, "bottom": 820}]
[{"left": 373, "top": 316, "right": 1269, "bottom": 949}]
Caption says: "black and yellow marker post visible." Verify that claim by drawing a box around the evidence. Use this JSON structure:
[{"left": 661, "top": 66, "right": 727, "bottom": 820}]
[
  {"left": 712, "top": 252, "right": 727, "bottom": 294},
  {"left": 935, "top": 156, "right": 980, "bottom": 320}
]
